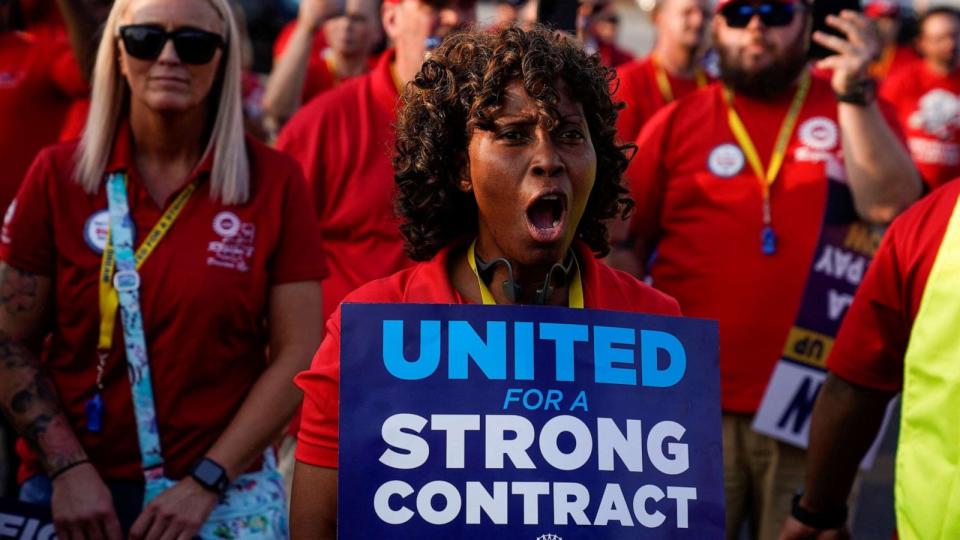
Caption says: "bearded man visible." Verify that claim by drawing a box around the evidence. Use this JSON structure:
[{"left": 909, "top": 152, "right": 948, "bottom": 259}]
[{"left": 613, "top": 1, "right": 921, "bottom": 537}]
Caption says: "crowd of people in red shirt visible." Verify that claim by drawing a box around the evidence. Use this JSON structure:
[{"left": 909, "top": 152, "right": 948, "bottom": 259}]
[{"left": 0, "top": 0, "right": 957, "bottom": 538}]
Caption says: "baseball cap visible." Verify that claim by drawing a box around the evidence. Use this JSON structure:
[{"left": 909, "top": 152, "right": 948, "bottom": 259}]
[{"left": 864, "top": 1, "right": 900, "bottom": 18}]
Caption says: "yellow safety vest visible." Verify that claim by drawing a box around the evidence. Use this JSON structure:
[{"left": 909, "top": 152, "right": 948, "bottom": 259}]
[{"left": 897, "top": 195, "right": 960, "bottom": 539}]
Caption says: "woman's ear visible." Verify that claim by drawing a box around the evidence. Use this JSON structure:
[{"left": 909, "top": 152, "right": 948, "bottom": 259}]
[{"left": 458, "top": 162, "right": 473, "bottom": 193}]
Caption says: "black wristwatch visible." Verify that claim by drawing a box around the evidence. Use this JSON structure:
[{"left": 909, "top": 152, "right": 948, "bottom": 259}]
[
  {"left": 791, "top": 492, "right": 848, "bottom": 530},
  {"left": 190, "top": 457, "right": 229, "bottom": 493},
  {"left": 836, "top": 78, "right": 877, "bottom": 106}
]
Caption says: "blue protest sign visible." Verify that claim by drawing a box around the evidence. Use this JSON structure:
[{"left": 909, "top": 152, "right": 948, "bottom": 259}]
[
  {"left": 0, "top": 498, "right": 56, "bottom": 539},
  {"left": 339, "top": 303, "right": 723, "bottom": 539}
]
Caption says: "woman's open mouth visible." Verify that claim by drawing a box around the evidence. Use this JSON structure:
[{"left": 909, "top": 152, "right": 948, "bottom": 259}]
[{"left": 524, "top": 192, "right": 568, "bottom": 243}]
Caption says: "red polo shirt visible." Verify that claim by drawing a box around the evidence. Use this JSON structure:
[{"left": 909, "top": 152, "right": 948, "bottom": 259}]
[
  {"left": 828, "top": 181, "right": 960, "bottom": 393},
  {"left": 596, "top": 40, "right": 634, "bottom": 69},
  {"left": 0, "top": 29, "right": 87, "bottom": 213},
  {"left": 277, "top": 49, "right": 411, "bottom": 321},
  {"left": 626, "top": 75, "right": 904, "bottom": 413},
  {"left": 880, "top": 61, "right": 960, "bottom": 190},
  {"left": 273, "top": 21, "right": 340, "bottom": 103},
  {"left": 871, "top": 44, "right": 920, "bottom": 82},
  {"left": 1, "top": 127, "right": 327, "bottom": 482},
  {"left": 294, "top": 242, "right": 682, "bottom": 468},
  {"left": 614, "top": 55, "right": 708, "bottom": 143},
  {"left": 274, "top": 20, "right": 327, "bottom": 59}
]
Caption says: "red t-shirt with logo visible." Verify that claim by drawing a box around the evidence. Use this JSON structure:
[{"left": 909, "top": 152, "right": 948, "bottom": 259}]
[
  {"left": 0, "top": 29, "right": 87, "bottom": 213},
  {"left": 880, "top": 61, "right": 960, "bottom": 190},
  {"left": 614, "top": 56, "right": 708, "bottom": 143},
  {"left": 294, "top": 242, "right": 682, "bottom": 468},
  {"left": 277, "top": 50, "right": 411, "bottom": 321},
  {"left": 1, "top": 128, "right": 327, "bottom": 482},
  {"left": 827, "top": 181, "right": 960, "bottom": 393},
  {"left": 627, "top": 76, "right": 904, "bottom": 413}
]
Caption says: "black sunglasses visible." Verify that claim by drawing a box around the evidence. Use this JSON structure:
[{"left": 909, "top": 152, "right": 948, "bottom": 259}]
[
  {"left": 119, "top": 24, "right": 225, "bottom": 65},
  {"left": 721, "top": 1, "right": 797, "bottom": 28}
]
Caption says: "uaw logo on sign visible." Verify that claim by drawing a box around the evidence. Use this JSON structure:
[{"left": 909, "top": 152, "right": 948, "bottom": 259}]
[
  {"left": 752, "top": 187, "right": 894, "bottom": 468},
  {"left": 83, "top": 210, "right": 110, "bottom": 254},
  {"left": 339, "top": 303, "right": 725, "bottom": 539},
  {"left": 206, "top": 211, "right": 255, "bottom": 272}
]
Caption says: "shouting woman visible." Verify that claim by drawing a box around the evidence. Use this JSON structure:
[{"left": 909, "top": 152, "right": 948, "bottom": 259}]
[{"left": 291, "top": 25, "right": 681, "bottom": 538}]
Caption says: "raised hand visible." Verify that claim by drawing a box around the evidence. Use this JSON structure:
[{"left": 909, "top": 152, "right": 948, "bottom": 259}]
[{"left": 812, "top": 10, "right": 881, "bottom": 97}]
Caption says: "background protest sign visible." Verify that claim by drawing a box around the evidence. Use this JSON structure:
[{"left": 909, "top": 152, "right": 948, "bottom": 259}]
[
  {"left": 0, "top": 498, "right": 56, "bottom": 540},
  {"left": 339, "top": 303, "right": 723, "bottom": 539},
  {"left": 752, "top": 220, "right": 894, "bottom": 468},
  {"left": 752, "top": 360, "right": 896, "bottom": 469}
]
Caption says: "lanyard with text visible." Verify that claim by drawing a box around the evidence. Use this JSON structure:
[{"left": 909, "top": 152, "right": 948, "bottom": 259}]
[
  {"left": 466, "top": 240, "right": 584, "bottom": 308},
  {"left": 722, "top": 70, "right": 811, "bottom": 255},
  {"left": 652, "top": 54, "right": 708, "bottom": 104},
  {"left": 84, "top": 173, "right": 198, "bottom": 433}
]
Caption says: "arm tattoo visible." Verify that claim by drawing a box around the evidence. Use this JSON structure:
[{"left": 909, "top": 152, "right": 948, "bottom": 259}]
[
  {"left": 0, "top": 268, "right": 87, "bottom": 473},
  {"left": 0, "top": 266, "right": 38, "bottom": 315}
]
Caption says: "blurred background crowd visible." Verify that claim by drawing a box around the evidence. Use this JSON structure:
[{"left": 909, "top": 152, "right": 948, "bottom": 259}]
[{"left": 1, "top": 0, "right": 956, "bottom": 537}]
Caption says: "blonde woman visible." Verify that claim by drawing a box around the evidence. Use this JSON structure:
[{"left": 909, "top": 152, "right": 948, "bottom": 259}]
[{"left": 0, "top": 0, "right": 325, "bottom": 538}]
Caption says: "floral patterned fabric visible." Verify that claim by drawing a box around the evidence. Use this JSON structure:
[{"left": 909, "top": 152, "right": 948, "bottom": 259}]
[{"left": 107, "top": 174, "right": 289, "bottom": 539}]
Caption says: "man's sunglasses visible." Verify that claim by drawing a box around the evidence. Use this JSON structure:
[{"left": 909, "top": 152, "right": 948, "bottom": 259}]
[
  {"left": 119, "top": 25, "right": 225, "bottom": 65},
  {"left": 720, "top": 1, "right": 797, "bottom": 28}
]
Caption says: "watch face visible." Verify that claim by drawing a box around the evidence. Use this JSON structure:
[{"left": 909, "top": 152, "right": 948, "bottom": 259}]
[{"left": 194, "top": 459, "right": 224, "bottom": 486}]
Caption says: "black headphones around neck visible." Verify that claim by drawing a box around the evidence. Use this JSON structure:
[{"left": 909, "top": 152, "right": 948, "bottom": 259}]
[{"left": 474, "top": 250, "right": 576, "bottom": 305}]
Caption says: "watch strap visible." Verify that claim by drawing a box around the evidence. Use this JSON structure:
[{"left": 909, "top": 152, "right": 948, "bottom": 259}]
[
  {"left": 791, "top": 493, "right": 848, "bottom": 530},
  {"left": 836, "top": 78, "right": 877, "bottom": 106}
]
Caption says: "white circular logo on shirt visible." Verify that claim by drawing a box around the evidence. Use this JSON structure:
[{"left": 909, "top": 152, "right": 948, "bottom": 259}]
[
  {"left": 2, "top": 200, "right": 17, "bottom": 245},
  {"left": 708, "top": 143, "right": 745, "bottom": 178},
  {"left": 798, "top": 117, "right": 839, "bottom": 151},
  {"left": 212, "top": 211, "right": 241, "bottom": 238},
  {"left": 909, "top": 89, "right": 960, "bottom": 140},
  {"left": 84, "top": 210, "right": 110, "bottom": 254},
  {"left": 3, "top": 200, "right": 16, "bottom": 227}
]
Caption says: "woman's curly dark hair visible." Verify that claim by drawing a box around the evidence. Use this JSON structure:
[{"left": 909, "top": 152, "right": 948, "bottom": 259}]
[{"left": 393, "top": 24, "right": 635, "bottom": 262}]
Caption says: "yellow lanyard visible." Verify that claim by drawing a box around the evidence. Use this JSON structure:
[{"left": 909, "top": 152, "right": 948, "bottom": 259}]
[
  {"left": 722, "top": 71, "right": 811, "bottom": 253},
  {"left": 466, "top": 240, "right": 584, "bottom": 308},
  {"left": 389, "top": 62, "right": 403, "bottom": 93},
  {"left": 324, "top": 54, "right": 340, "bottom": 86},
  {"left": 652, "top": 54, "right": 707, "bottom": 104},
  {"left": 97, "top": 178, "right": 199, "bottom": 354}
]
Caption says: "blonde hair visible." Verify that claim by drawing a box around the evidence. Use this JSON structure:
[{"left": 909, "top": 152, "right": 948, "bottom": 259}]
[{"left": 77, "top": 0, "right": 250, "bottom": 205}]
